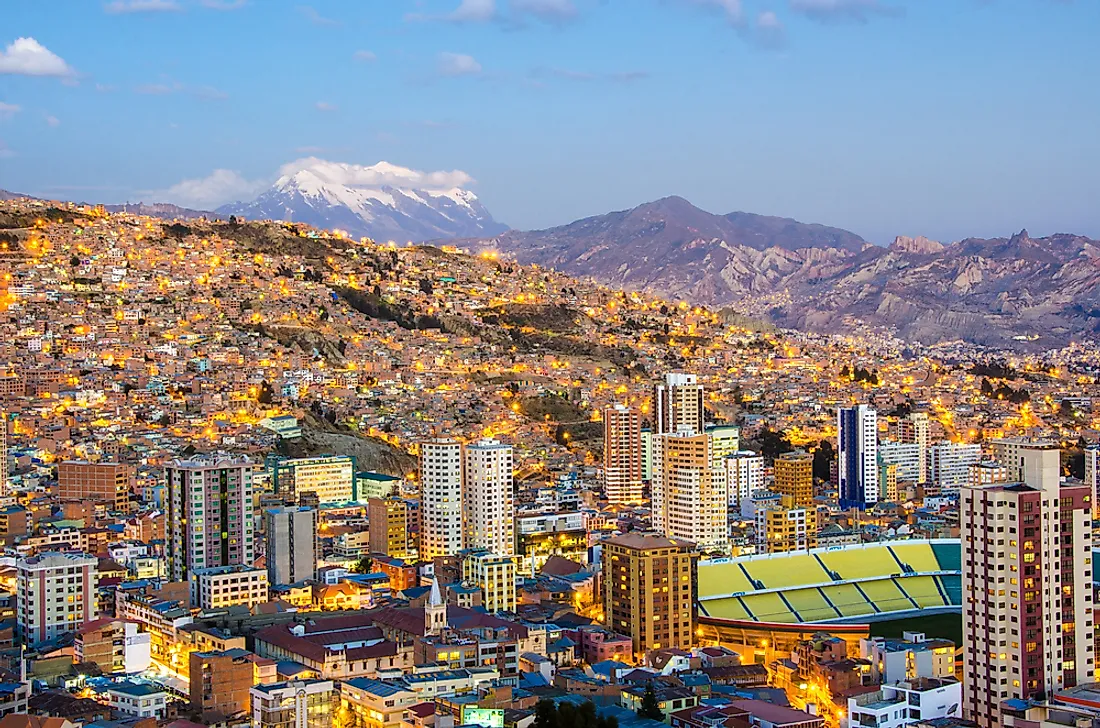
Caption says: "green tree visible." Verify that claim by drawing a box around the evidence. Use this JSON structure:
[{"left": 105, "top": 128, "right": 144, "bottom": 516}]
[
  {"left": 533, "top": 700, "right": 560, "bottom": 728},
  {"left": 637, "top": 683, "right": 663, "bottom": 721},
  {"left": 350, "top": 557, "right": 373, "bottom": 574}
]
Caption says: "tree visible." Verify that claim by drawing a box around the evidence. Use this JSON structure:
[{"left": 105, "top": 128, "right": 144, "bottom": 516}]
[
  {"left": 637, "top": 682, "right": 663, "bottom": 721},
  {"left": 533, "top": 700, "right": 560, "bottom": 728},
  {"left": 813, "top": 439, "right": 834, "bottom": 482},
  {"left": 350, "top": 557, "right": 373, "bottom": 574}
]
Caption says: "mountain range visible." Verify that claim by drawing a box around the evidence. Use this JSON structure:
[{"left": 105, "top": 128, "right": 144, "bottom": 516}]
[
  {"left": 459, "top": 197, "right": 1100, "bottom": 349},
  {"left": 217, "top": 160, "right": 507, "bottom": 243}
]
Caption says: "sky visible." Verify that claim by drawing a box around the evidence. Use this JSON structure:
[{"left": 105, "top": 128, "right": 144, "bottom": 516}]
[{"left": 1, "top": 0, "right": 1098, "bottom": 244}]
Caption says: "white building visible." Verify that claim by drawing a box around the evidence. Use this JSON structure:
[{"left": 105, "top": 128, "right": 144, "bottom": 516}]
[
  {"left": 0, "top": 410, "right": 7, "bottom": 496},
  {"left": 877, "top": 441, "right": 923, "bottom": 483},
  {"left": 988, "top": 437, "right": 1057, "bottom": 482},
  {"left": 463, "top": 439, "right": 514, "bottom": 557},
  {"left": 724, "top": 451, "right": 764, "bottom": 509},
  {"left": 898, "top": 411, "right": 931, "bottom": 483},
  {"left": 250, "top": 679, "right": 335, "bottom": 728},
  {"left": 420, "top": 438, "right": 464, "bottom": 560},
  {"left": 847, "top": 677, "right": 962, "bottom": 728},
  {"left": 107, "top": 682, "right": 168, "bottom": 719},
  {"left": 192, "top": 565, "right": 269, "bottom": 610},
  {"left": 837, "top": 405, "right": 878, "bottom": 508},
  {"left": 928, "top": 441, "right": 981, "bottom": 490},
  {"left": 1086, "top": 444, "right": 1099, "bottom": 518},
  {"left": 17, "top": 551, "right": 98, "bottom": 644}
]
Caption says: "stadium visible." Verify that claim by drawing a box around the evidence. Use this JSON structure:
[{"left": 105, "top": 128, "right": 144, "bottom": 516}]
[{"left": 695, "top": 539, "right": 961, "bottom": 660}]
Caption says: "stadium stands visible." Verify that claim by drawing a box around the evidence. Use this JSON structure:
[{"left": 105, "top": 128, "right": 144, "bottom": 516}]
[{"left": 697, "top": 539, "right": 961, "bottom": 625}]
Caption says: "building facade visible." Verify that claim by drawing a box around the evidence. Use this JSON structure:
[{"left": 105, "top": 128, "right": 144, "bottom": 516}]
[
  {"left": 960, "top": 444, "right": 1093, "bottom": 727},
  {"left": 419, "top": 438, "right": 464, "bottom": 560},
  {"left": 603, "top": 404, "right": 643, "bottom": 505},
  {"left": 725, "top": 451, "right": 765, "bottom": 510},
  {"left": 602, "top": 533, "right": 698, "bottom": 655},
  {"left": 58, "top": 461, "right": 133, "bottom": 511},
  {"left": 462, "top": 551, "right": 517, "bottom": 613},
  {"left": 368, "top": 497, "right": 414, "bottom": 559},
  {"left": 17, "top": 551, "right": 98, "bottom": 644},
  {"left": 928, "top": 441, "right": 981, "bottom": 490},
  {"left": 266, "top": 506, "right": 318, "bottom": 586},
  {"left": 898, "top": 411, "right": 931, "bottom": 483},
  {"left": 654, "top": 372, "right": 705, "bottom": 435},
  {"left": 166, "top": 454, "right": 256, "bottom": 582},
  {"left": 837, "top": 405, "right": 879, "bottom": 508},
  {"left": 462, "top": 438, "right": 514, "bottom": 557},
  {"left": 251, "top": 679, "right": 335, "bottom": 728},
  {"left": 192, "top": 565, "right": 269, "bottom": 610},
  {"left": 269, "top": 456, "right": 356, "bottom": 505},
  {"left": 652, "top": 431, "right": 729, "bottom": 553},
  {"left": 774, "top": 451, "right": 814, "bottom": 509},
  {"left": 755, "top": 497, "right": 817, "bottom": 554}
]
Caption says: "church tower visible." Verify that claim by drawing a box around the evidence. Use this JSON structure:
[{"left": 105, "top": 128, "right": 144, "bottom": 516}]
[{"left": 425, "top": 579, "right": 448, "bottom": 636}]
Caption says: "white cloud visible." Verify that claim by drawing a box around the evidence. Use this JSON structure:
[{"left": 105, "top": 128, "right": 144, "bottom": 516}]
[
  {"left": 353, "top": 50, "right": 377, "bottom": 62},
  {"left": 438, "top": 52, "right": 482, "bottom": 77},
  {"left": 277, "top": 158, "right": 474, "bottom": 191},
  {"left": 408, "top": 0, "right": 496, "bottom": 23},
  {"left": 754, "top": 10, "right": 786, "bottom": 46},
  {"left": 104, "top": 0, "right": 181, "bottom": 13},
  {"left": 149, "top": 169, "right": 269, "bottom": 209},
  {"left": 511, "top": 0, "right": 577, "bottom": 22},
  {"left": 45, "top": 114, "right": 60, "bottom": 127},
  {"left": 298, "top": 5, "right": 339, "bottom": 25},
  {"left": 201, "top": 0, "right": 247, "bottom": 8},
  {"left": 789, "top": 0, "right": 901, "bottom": 22},
  {"left": 0, "top": 102, "right": 21, "bottom": 119},
  {"left": 315, "top": 101, "right": 338, "bottom": 112},
  {"left": 0, "top": 37, "right": 75, "bottom": 77}
]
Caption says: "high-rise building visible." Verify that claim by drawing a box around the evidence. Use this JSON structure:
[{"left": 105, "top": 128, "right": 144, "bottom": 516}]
[
  {"left": 462, "top": 551, "right": 516, "bottom": 613},
  {"left": 898, "top": 412, "right": 931, "bottom": 483},
  {"left": 0, "top": 411, "right": 7, "bottom": 496},
  {"left": 878, "top": 441, "right": 923, "bottom": 483},
  {"left": 17, "top": 551, "right": 98, "bottom": 644},
  {"left": 189, "top": 649, "right": 253, "bottom": 720},
  {"left": 419, "top": 438, "right": 464, "bottom": 560},
  {"left": 603, "top": 405, "right": 643, "bottom": 505},
  {"left": 266, "top": 506, "right": 317, "bottom": 586},
  {"left": 705, "top": 424, "right": 741, "bottom": 462},
  {"left": 58, "top": 461, "right": 134, "bottom": 512},
  {"left": 641, "top": 429, "right": 654, "bottom": 482},
  {"left": 756, "top": 496, "right": 817, "bottom": 554},
  {"left": 837, "top": 405, "right": 879, "bottom": 508},
  {"left": 251, "top": 679, "right": 335, "bottom": 728},
  {"left": 961, "top": 444, "right": 1092, "bottom": 727},
  {"left": 878, "top": 461, "right": 899, "bottom": 502},
  {"left": 602, "top": 533, "right": 698, "bottom": 655},
  {"left": 654, "top": 372, "right": 705, "bottom": 435},
  {"left": 725, "top": 450, "right": 765, "bottom": 510},
  {"left": 928, "top": 441, "right": 981, "bottom": 490},
  {"left": 462, "top": 438, "right": 514, "bottom": 557},
  {"left": 651, "top": 431, "right": 729, "bottom": 553},
  {"left": 368, "top": 497, "right": 414, "bottom": 559},
  {"left": 968, "top": 460, "right": 1010, "bottom": 487},
  {"left": 988, "top": 437, "right": 1057, "bottom": 482},
  {"left": 192, "top": 565, "right": 268, "bottom": 610},
  {"left": 268, "top": 456, "right": 356, "bottom": 504},
  {"left": 1085, "top": 444, "right": 1099, "bottom": 518},
  {"left": 774, "top": 451, "right": 814, "bottom": 508},
  {"left": 166, "top": 454, "right": 256, "bottom": 582}
]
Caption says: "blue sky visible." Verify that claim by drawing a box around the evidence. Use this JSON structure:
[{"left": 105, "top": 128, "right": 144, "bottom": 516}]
[{"left": 1, "top": 0, "right": 1098, "bottom": 243}]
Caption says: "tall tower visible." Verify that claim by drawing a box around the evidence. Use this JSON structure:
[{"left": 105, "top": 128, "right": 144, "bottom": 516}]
[
  {"left": 651, "top": 431, "right": 728, "bottom": 553},
  {"left": 654, "top": 372, "right": 704, "bottom": 435},
  {"left": 265, "top": 506, "right": 317, "bottom": 586},
  {"left": 725, "top": 450, "right": 764, "bottom": 510},
  {"left": 602, "top": 533, "right": 698, "bottom": 655},
  {"left": 462, "top": 438, "right": 514, "bottom": 557},
  {"left": 1085, "top": 444, "right": 1099, "bottom": 519},
  {"left": 419, "top": 439, "right": 464, "bottom": 560},
  {"left": 166, "top": 454, "right": 256, "bottom": 582},
  {"left": 0, "top": 411, "right": 7, "bottom": 497},
  {"left": 898, "top": 412, "right": 931, "bottom": 483},
  {"left": 774, "top": 451, "right": 814, "bottom": 508},
  {"left": 961, "top": 444, "right": 1092, "bottom": 727},
  {"left": 837, "top": 405, "right": 879, "bottom": 509},
  {"left": 603, "top": 405, "right": 643, "bottom": 505}
]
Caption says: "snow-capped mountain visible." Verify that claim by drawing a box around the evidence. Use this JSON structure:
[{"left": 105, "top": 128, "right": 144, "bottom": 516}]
[{"left": 216, "top": 159, "right": 508, "bottom": 242}]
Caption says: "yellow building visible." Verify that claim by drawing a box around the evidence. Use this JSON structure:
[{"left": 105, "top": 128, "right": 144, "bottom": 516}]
[
  {"left": 462, "top": 552, "right": 516, "bottom": 613},
  {"left": 756, "top": 496, "right": 817, "bottom": 554},
  {"left": 368, "top": 497, "right": 412, "bottom": 559},
  {"left": 774, "top": 451, "right": 814, "bottom": 508},
  {"left": 602, "top": 532, "right": 698, "bottom": 656}
]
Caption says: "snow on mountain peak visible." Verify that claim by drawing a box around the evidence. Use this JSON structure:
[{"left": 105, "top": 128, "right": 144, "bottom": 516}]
[{"left": 276, "top": 157, "right": 474, "bottom": 195}]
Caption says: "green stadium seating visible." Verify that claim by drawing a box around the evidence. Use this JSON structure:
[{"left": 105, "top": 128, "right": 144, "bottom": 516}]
[
  {"left": 820, "top": 583, "right": 873, "bottom": 618},
  {"left": 932, "top": 542, "right": 962, "bottom": 572},
  {"left": 899, "top": 576, "right": 948, "bottom": 608},
  {"left": 741, "top": 554, "right": 831, "bottom": 589},
  {"left": 818, "top": 547, "right": 901, "bottom": 581},
  {"left": 889, "top": 543, "right": 941, "bottom": 573},
  {"left": 697, "top": 561, "right": 756, "bottom": 598},
  {"left": 782, "top": 587, "right": 841, "bottom": 622},
  {"left": 740, "top": 591, "right": 796, "bottom": 622},
  {"left": 856, "top": 578, "right": 913, "bottom": 613}
]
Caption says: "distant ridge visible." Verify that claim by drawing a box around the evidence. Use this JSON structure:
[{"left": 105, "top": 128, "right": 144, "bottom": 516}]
[{"left": 103, "top": 202, "right": 215, "bottom": 220}]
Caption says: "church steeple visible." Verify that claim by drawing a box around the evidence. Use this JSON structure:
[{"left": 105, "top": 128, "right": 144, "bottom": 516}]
[{"left": 425, "top": 579, "right": 448, "bottom": 636}]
